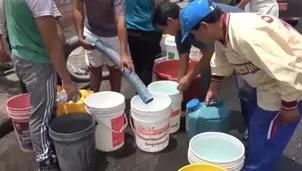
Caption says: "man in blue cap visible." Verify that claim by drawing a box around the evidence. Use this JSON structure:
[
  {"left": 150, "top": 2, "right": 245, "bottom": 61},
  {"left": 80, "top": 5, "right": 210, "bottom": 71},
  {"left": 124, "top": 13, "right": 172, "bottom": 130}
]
[
  {"left": 180, "top": 0, "right": 302, "bottom": 170},
  {"left": 153, "top": 1, "right": 255, "bottom": 141}
]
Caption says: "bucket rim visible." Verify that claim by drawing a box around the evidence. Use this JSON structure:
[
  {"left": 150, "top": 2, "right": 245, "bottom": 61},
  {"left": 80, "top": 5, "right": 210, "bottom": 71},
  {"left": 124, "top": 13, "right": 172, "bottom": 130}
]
[
  {"left": 8, "top": 114, "right": 29, "bottom": 121},
  {"left": 6, "top": 93, "right": 31, "bottom": 110},
  {"left": 7, "top": 110, "right": 31, "bottom": 119},
  {"left": 147, "top": 80, "right": 182, "bottom": 97},
  {"left": 178, "top": 164, "right": 225, "bottom": 171},
  {"left": 85, "top": 106, "right": 125, "bottom": 116},
  {"left": 164, "top": 36, "right": 176, "bottom": 44},
  {"left": 49, "top": 113, "right": 96, "bottom": 141},
  {"left": 153, "top": 60, "right": 201, "bottom": 81},
  {"left": 85, "top": 91, "right": 125, "bottom": 111},
  {"left": 86, "top": 104, "right": 125, "bottom": 115},
  {"left": 131, "top": 111, "right": 170, "bottom": 123},
  {"left": 188, "top": 148, "right": 245, "bottom": 168},
  {"left": 189, "top": 132, "right": 245, "bottom": 164},
  {"left": 130, "top": 94, "right": 171, "bottom": 113}
]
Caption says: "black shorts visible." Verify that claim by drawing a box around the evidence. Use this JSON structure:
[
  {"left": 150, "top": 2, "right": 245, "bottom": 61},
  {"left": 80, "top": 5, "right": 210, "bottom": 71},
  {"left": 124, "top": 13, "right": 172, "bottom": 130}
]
[{"left": 127, "top": 29, "right": 162, "bottom": 85}]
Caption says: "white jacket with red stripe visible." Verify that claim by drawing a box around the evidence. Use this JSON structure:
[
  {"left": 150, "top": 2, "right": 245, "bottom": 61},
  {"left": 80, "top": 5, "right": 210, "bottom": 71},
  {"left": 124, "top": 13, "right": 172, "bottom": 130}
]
[{"left": 211, "top": 13, "right": 302, "bottom": 111}]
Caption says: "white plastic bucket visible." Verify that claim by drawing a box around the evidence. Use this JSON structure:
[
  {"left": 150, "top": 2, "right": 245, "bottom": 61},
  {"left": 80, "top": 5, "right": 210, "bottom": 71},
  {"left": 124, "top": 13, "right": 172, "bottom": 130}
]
[
  {"left": 130, "top": 94, "right": 172, "bottom": 153},
  {"left": 85, "top": 91, "right": 128, "bottom": 152},
  {"left": 188, "top": 132, "right": 245, "bottom": 170},
  {"left": 165, "top": 36, "right": 179, "bottom": 60},
  {"left": 189, "top": 46, "right": 202, "bottom": 61},
  {"left": 147, "top": 81, "right": 183, "bottom": 133}
]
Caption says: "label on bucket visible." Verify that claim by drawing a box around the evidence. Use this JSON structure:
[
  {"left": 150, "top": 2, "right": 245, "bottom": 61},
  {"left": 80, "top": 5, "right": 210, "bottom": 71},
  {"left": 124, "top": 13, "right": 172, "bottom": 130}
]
[
  {"left": 111, "top": 114, "right": 125, "bottom": 147},
  {"left": 171, "top": 109, "right": 181, "bottom": 117},
  {"left": 137, "top": 124, "right": 170, "bottom": 136},
  {"left": 13, "top": 121, "right": 33, "bottom": 151},
  {"left": 168, "top": 52, "right": 175, "bottom": 59}
]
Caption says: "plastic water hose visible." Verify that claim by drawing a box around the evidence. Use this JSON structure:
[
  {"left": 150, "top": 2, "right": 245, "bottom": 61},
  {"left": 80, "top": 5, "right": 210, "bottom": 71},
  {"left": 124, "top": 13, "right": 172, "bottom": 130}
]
[{"left": 68, "top": 36, "right": 153, "bottom": 104}]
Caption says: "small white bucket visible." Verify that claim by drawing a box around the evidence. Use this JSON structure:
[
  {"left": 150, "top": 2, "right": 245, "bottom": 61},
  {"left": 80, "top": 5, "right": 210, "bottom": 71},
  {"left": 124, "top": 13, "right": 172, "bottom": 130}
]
[
  {"left": 147, "top": 81, "right": 183, "bottom": 133},
  {"left": 85, "top": 91, "right": 128, "bottom": 152},
  {"left": 130, "top": 94, "right": 172, "bottom": 153},
  {"left": 189, "top": 46, "right": 202, "bottom": 61},
  {"left": 165, "top": 36, "right": 179, "bottom": 60}
]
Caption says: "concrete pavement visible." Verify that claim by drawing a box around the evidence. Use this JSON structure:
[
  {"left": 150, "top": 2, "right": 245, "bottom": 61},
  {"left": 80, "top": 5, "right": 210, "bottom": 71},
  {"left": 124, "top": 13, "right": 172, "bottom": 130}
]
[{"left": 1, "top": 6, "right": 302, "bottom": 171}]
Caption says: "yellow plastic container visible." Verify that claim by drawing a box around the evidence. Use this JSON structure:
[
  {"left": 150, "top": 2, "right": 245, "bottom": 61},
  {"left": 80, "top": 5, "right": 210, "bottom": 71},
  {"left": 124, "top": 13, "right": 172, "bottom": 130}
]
[
  {"left": 57, "top": 87, "right": 94, "bottom": 116},
  {"left": 178, "top": 164, "right": 226, "bottom": 171}
]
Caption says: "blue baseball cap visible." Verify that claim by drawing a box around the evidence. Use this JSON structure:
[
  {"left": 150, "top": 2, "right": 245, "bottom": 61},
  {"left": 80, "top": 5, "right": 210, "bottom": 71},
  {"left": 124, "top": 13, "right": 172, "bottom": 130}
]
[{"left": 180, "top": 0, "right": 217, "bottom": 42}]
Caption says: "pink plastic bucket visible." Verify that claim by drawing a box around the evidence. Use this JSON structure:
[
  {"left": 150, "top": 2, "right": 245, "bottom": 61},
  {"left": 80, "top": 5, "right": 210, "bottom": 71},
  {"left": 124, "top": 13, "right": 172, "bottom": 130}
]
[
  {"left": 6, "top": 94, "right": 31, "bottom": 111},
  {"left": 6, "top": 94, "right": 33, "bottom": 152}
]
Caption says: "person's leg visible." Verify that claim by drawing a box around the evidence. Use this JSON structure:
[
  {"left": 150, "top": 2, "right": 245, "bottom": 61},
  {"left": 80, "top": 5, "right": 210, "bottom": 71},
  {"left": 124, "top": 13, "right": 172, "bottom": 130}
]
[
  {"left": 139, "top": 31, "right": 162, "bottom": 86},
  {"left": 102, "top": 36, "right": 123, "bottom": 92},
  {"left": 84, "top": 28, "right": 104, "bottom": 92},
  {"left": 243, "top": 103, "right": 301, "bottom": 171},
  {"left": 13, "top": 55, "right": 58, "bottom": 170},
  {"left": 128, "top": 31, "right": 144, "bottom": 82},
  {"left": 85, "top": 49, "right": 103, "bottom": 92}
]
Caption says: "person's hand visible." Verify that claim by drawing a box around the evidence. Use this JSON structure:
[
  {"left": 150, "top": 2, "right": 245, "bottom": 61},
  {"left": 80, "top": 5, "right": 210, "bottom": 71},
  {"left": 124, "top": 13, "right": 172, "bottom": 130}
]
[
  {"left": 79, "top": 38, "right": 95, "bottom": 50},
  {"left": 205, "top": 88, "right": 218, "bottom": 105},
  {"left": 236, "top": 5, "right": 245, "bottom": 10},
  {"left": 177, "top": 74, "right": 193, "bottom": 91},
  {"left": 63, "top": 83, "right": 82, "bottom": 102},
  {"left": 120, "top": 54, "right": 134, "bottom": 73},
  {"left": 279, "top": 107, "right": 300, "bottom": 126},
  {"left": 0, "top": 50, "right": 11, "bottom": 62}
]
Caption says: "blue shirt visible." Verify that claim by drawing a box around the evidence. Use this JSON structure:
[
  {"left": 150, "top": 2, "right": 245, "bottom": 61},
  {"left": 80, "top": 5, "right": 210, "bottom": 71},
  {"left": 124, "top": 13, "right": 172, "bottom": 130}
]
[
  {"left": 176, "top": 3, "right": 244, "bottom": 55},
  {"left": 126, "top": 0, "right": 159, "bottom": 32}
]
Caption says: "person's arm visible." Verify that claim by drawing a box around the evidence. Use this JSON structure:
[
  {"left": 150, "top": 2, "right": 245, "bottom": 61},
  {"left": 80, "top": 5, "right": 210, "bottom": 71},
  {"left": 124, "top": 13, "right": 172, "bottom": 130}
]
[
  {"left": 73, "top": 0, "right": 85, "bottom": 41},
  {"left": 73, "top": 0, "right": 94, "bottom": 49},
  {"left": 0, "top": 0, "right": 10, "bottom": 62},
  {"left": 205, "top": 42, "right": 233, "bottom": 103},
  {"left": 210, "top": 42, "right": 234, "bottom": 82},
  {"left": 28, "top": 0, "right": 72, "bottom": 84},
  {"left": 237, "top": 0, "right": 251, "bottom": 9},
  {"left": 53, "top": 2, "right": 65, "bottom": 45},
  {"left": 0, "top": 0, "right": 5, "bottom": 47},
  {"left": 114, "top": 0, "right": 128, "bottom": 58},
  {"left": 53, "top": 2, "right": 66, "bottom": 56},
  {"left": 176, "top": 35, "right": 191, "bottom": 80},
  {"left": 186, "top": 44, "right": 214, "bottom": 81}
]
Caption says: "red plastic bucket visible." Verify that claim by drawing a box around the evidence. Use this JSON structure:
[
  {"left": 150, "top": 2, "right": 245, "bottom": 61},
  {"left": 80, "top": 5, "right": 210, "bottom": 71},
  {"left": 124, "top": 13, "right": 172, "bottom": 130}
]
[
  {"left": 6, "top": 93, "right": 33, "bottom": 152},
  {"left": 154, "top": 60, "right": 202, "bottom": 110}
]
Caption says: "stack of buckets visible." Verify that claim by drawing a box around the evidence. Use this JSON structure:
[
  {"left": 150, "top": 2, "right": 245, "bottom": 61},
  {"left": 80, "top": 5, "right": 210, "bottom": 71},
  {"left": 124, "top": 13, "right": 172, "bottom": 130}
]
[
  {"left": 188, "top": 132, "right": 245, "bottom": 171},
  {"left": 85, "top": 91, "right": 128, "bottom": 152},
  {"left": 6, "top": 94, "right": 33, "bottom": 152}
]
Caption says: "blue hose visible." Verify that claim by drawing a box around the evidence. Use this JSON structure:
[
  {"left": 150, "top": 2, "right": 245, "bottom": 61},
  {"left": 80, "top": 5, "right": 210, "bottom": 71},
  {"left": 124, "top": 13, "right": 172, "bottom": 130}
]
[{"left": 68, "top": 36, "right": 154, "bottom": 104}]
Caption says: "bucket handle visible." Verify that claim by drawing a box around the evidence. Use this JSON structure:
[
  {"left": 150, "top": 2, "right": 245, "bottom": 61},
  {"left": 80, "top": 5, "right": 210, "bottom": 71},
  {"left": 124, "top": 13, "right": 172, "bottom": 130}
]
[
  {"left": 129, "top": 110, "right": 170, "bottom": 141},
  {"left": 85, "top": 104, "right": 128, "bottom": 134}
]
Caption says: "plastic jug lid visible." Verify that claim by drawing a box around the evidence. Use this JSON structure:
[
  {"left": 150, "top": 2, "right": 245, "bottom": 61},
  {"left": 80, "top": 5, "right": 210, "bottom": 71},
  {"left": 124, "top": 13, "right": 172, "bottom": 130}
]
[{"left": 186, "top": 99, "right": 200, "bottom": 111}]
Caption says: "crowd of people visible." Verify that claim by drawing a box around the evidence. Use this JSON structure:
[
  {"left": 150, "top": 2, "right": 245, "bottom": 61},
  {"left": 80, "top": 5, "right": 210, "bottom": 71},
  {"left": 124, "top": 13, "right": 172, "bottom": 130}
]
[{"left": 1, "top": 0, "right": 302, "bottom": 171}]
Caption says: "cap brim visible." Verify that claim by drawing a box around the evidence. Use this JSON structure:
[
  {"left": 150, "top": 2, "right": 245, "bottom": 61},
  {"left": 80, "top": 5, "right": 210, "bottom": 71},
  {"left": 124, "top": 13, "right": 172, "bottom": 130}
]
[{"left": 181, "top": 32, "right": 189, "bottom": 43}]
